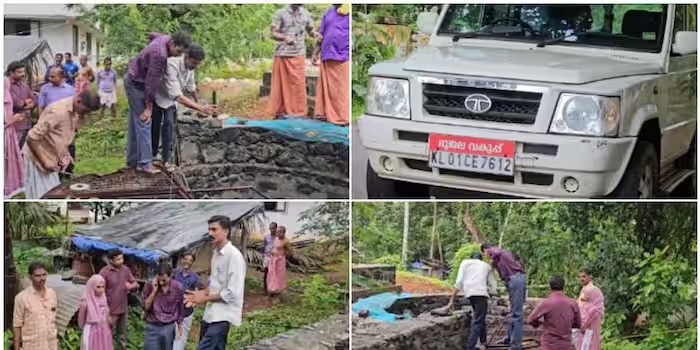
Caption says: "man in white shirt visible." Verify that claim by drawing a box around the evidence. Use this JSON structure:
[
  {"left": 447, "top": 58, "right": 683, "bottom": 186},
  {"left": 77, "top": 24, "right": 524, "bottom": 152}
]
[
  {"left": 446, "top": 252, "right": 498, "bottom": 350},
  {"left": 152, "top": 43, "right": 217, "bottom": 168},
  {"left": 184, "top": 215, "right": 246, "bottom": 350}
]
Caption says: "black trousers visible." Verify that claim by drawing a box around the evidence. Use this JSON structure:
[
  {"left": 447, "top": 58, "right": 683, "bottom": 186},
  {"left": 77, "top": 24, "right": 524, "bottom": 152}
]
[{"left": 467, "top": 295, "right": 488, "bottom": 349}]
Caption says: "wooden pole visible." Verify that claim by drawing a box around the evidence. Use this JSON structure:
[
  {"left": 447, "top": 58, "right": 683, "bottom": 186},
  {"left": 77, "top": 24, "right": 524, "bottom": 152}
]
[
  {"left": 498, "top": 203, "right": 513, "bottom": 248},
  {"left": 401, "top": 202, "right": 409, "bottom": 267},
  {"left": 430, "top": 202, "right": 437, "bottom": 260}
]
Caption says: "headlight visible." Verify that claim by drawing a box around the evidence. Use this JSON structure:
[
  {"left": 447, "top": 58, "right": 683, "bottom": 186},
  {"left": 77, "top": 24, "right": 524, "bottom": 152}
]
[
  {"left": 550, "top": 94, "right": 620, "bottom": 137},
  {"left": 366, "top": 77, "right": 410, "bottom": 119}
]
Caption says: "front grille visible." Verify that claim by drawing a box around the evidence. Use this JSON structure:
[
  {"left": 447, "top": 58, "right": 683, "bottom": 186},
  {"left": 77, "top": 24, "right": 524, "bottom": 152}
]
[{"left": 423, "top": 84, "right": 542, "bottom": 124}]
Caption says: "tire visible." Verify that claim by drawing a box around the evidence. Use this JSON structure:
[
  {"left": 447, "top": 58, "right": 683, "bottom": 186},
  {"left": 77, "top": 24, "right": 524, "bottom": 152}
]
[
  {"left": 366, "top": 161, "right": 428, "bottom": 198},
  {"left": 610, "top": 140, "right": 658, "bottom": 199}
]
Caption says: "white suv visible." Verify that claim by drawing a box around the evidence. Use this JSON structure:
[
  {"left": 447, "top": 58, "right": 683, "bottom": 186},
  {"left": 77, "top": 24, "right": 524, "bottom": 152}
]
[{"left": 359, "top": 4, "right": 697, "bottom": 198}]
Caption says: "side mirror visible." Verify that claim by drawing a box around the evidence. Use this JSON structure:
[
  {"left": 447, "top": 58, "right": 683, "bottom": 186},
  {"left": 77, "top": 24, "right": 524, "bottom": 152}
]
[
  {"left": 416, "top": 11, "right": 438, "bottom": 34},
  {"left": 672, "top": 31, "right": 697, "bottom": 55}
]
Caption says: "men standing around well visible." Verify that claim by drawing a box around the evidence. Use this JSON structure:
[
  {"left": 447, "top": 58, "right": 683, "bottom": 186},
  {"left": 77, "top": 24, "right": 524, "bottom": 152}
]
[
  {"left": 63, "top": 53, "right": 79, "bottom": 86},
  {"left": 143, "top": 263, "right": 185, "bottom": 350},
  {"left": 313, "top": 4, "right": 350, "bottom": 125},
  {"left": 184, "top": 216, "right": 246, "bottom": 350},
  {"left": 445, "top": 252, "right": 498, "bottom": 350},
  {"left": 100, "top": 249, "right": 140, "bottom": 350},
  {"left": 97, "top": 57, "right": 119, "bottom": 120},
  {"left": 44, "top": 53, "right": 64, "bottom": 84},
  {"left": 38, "top": 66, "right": 74, "bottom": 116},
  {"left": 22, "top": 91, "right": 100, "bottom": 198},
  {"left": 481, "top": 243, "right": 526, "bottom": 350},
  {"left": 268, "top": 4, "right": 318, "bottom": 118},
  {"left": 173, "top": 253, "right": 201, "bottom": 350},
  {"left": 575, "top": 268, "right": 604, "bottom": 350},
  {"left": 125, "top": 31, "right": 191, "bottom": 174},
  {"left": 7, "top": 61, "right": 36, "bottom": 148},
  {"left": 153, "top": 43, "right": 216, "bottom": 168},
  {"left": 527, "top": 275, "right": 582, "bottom": 350},
  {"left": 13, "top": 262, "right": 58, "bottom": 350}
]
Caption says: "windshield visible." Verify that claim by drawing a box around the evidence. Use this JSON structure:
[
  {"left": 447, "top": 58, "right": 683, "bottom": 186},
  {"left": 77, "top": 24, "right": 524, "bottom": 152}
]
[{"left": 438, "top": 4, "right": 668, "bottom": 52}]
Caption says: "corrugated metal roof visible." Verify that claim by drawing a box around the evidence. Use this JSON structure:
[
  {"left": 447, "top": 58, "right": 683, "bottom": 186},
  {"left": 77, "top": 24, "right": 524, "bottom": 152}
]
[
  {"left": 21, "top": 274, "right": 84, "bottom": 336},
  {"left": 74, "top": 201, "right": 264, "bottom": 256}
]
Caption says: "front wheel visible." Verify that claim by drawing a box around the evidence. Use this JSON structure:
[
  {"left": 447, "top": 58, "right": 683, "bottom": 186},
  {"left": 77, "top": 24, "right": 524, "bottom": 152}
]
[{"left": 610, "top": 140, "right": 658, "bottom": 199}]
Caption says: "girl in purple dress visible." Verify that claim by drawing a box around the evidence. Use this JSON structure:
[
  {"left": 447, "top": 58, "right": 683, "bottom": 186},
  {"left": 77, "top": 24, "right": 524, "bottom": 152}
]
[{"left": 78, "top": 275, "right": 114, "bottom": 350}]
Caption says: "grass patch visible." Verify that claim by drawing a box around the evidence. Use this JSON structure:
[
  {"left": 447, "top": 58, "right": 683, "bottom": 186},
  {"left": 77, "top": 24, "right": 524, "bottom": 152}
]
[
  {"left": 397, "top": 270, "right": 451, "bottom": 288},
  {"left": 352, "top": 99, "right": 365, "bottom": 122},
  {"left": 73, "top": 85, "right": 129, "bottom": 176}
]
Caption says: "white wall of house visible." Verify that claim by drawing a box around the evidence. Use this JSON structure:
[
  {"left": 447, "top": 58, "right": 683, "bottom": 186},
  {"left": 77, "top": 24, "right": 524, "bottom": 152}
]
[
  {"left": 4, "top": 3, "right": 102, "bottom": 70},
  {"left": 264, "top": 202, "right": 318, "bottom": 238}
]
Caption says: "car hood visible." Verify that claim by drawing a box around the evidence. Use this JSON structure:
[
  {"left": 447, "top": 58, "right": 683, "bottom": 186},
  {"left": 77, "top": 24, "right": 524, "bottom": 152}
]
[{"left": 403, "top": 44, "right": 662, "bottom": 84}]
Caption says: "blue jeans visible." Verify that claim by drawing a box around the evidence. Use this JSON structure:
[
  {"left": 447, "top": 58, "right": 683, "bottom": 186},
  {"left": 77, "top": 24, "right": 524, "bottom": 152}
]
[
  {"left": 124, "top": 75, "right": 153, "bottom": 168},
  {"left": 507, "top": 273, "right": 526, "bottom": 350},
  {"left": 466, "top": 296, "right": 488, "bottom": 350},
  {"left": 151, "top": 104, "right": 175, "bottom": 163},
  {"left": 144, "top": 322, "right": 176, "bottom": 350},
  {"left": 198, "top": 321, "right": 230, "bottom": 350}
]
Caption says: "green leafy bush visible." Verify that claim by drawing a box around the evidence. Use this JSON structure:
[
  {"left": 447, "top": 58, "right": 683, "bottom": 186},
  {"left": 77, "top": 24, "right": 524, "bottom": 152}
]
[{"left": 372, "top": 254, "right": 404, "bottom": 270}]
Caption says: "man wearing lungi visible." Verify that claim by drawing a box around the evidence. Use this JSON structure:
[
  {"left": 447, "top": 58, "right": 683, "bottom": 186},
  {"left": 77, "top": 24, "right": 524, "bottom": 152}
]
[
  {"left": 313, "top": 4, "right": 350, "bottom": 125},
  {"left": 269, "top": 4, "right": 319, "bottom": 118}
]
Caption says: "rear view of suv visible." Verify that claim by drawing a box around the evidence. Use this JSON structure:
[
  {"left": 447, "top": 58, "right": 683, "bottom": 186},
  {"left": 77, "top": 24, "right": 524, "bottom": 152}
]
[{"left": 359, "top": 4, "right": 697, "bottom": 198}]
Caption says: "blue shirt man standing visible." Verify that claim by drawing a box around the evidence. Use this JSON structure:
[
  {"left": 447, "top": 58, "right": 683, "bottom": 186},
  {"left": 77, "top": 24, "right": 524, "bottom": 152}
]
[
  {"left": 63, "top": 52, "right": 80, "bottom": 86},
  {"left": 172, "top": 252, "right": 201, "bottom": 350}
]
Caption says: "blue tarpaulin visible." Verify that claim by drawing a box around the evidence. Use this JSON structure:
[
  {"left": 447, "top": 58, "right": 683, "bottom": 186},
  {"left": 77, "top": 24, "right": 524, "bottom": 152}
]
[
  {"left": 223, "top": 118, "right": 349, "bottom": 146},
  {"left": 70, "top": 235, "right": 164, "bottom": 264},
  {"left": 352, "top": 292, "right": 415, "bottom": 322}
]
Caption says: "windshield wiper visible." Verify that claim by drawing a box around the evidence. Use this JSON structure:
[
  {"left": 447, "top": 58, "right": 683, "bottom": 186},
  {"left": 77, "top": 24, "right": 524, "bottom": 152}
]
[
  {"left": 452, "top": 32, "right": 485, "bottom": 42},
  {"left": 536, "top": 31, "right": 589, "bottom": 48}
]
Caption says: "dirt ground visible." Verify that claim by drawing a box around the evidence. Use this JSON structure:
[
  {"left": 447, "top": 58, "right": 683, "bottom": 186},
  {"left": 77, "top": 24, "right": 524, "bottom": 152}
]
[
  {"left": 396, "top": 274, "right": 453, "bottom": 295},
  {"left": 198, "top": 79, "right": 275, "bottom": 121}
]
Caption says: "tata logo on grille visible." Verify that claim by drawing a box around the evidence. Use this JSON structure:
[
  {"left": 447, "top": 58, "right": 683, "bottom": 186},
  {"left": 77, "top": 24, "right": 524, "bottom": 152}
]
[{"left": 464, "top": 94, "right": 492, "bottom": 114}]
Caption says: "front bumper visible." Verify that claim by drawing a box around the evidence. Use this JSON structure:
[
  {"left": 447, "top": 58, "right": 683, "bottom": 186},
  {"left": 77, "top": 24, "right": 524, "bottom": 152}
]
[{"left": 358, "top": 115, "right": 637, "bottom": 198}]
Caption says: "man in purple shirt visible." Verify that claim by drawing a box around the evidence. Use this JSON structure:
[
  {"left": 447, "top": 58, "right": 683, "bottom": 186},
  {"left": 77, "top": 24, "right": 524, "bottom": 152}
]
[
  {"left": 312, "top": 4, "right": 350, "bottom": 125},
  {"left": 143, "top": 263, "right": 185, "bottom": 350},
  {"left": 38, "top": 66, "right": 74, "bottom": 115},
  {"left": 481, "top": 243, "right": 526, "bottom": 350},
  {"left": 124, "top": 31, "right": 191, "bottom": 174},
  {"left": 99, "top": 249, "right": 140, "bottom": 350},
  {"left": 527, "top": 275, "right": 582, "bottom": 350},
  {"left": 6, "top": 61, "right": 36, "bottom": 148}
]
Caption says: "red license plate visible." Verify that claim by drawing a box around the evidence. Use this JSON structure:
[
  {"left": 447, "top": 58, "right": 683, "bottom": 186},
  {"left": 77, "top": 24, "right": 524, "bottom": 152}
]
[{"left": 427, "top": 134, "right": 516, "bottom": 176}]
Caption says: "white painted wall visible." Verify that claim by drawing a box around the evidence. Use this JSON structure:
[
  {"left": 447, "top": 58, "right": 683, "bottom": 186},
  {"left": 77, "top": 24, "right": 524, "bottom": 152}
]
[
  {"left": 264, "top": 202, "right": 318, "bottom": 238},
  {"left": 4, "top": 6, "right": 102, "bottom": 69}
]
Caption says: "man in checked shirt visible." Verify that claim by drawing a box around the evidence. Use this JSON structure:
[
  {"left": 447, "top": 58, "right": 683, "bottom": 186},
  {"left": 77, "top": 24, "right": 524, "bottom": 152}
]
[{"left": 13, "top": 262, "right": 58, "bottom": 350}]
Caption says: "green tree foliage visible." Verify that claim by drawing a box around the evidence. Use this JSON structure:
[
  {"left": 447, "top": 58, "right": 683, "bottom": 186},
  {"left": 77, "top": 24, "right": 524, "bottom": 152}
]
[
  {"left": 74, "top": 4, "right": 331, "bottom": 72},
  {"left": 299, "top": 202, "right": 349, "bottom": 237},
  {"left": 352, "top": 202, "right": 697, "bottom": 344},
  {"left": 5, "top": 202, "right": 61, "bottom": 240}
]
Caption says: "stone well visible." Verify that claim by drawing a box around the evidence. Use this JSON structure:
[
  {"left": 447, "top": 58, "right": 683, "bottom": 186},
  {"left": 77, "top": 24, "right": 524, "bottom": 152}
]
[
  {"left": 246, "top": 314, "right": 349, "bottom": 350},
  {"left": 352, "top": 295, "right": 543, "bottom": 350},
  {"left": 175, "top": 116, "right": 349, "bottom": 199}
]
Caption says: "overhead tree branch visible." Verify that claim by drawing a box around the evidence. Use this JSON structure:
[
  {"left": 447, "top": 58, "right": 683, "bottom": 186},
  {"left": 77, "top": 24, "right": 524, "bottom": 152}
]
[{"left": 462, "top": 204, "right": 486, "bottom": 244}]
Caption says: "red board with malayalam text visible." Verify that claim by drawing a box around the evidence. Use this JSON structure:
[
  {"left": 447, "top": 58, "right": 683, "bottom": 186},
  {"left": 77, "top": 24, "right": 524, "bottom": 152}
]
[{"left": 428, "top": 134, "right": 516, "bottom": 158}]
